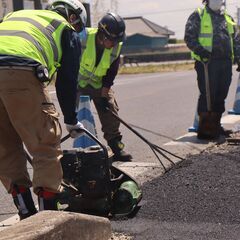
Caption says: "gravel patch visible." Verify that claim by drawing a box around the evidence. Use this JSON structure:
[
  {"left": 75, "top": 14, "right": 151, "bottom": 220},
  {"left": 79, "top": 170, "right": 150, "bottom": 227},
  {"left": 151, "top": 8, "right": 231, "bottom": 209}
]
[{"left": 111, "top": 232, "right": 134, "bottom": 240}]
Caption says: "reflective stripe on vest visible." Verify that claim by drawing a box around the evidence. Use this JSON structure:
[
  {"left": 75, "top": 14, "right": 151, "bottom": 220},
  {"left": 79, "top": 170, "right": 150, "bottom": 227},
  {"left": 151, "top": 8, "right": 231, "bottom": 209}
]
[
  {"left": 0, "top": 29, "right": 49, "bottom": 65},
  {"left": 0, "top": 10, "right": 71, "bottom": 77},
  {"left": 78, "top": 28, "right": 122, "bottom": 89},
  {"left": 191, "top": 7, "right": 235, "bottom": 61}
]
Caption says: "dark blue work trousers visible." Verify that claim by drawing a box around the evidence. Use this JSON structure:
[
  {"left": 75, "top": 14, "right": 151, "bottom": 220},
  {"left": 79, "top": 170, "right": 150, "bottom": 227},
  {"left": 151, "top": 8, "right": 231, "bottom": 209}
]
[{"left": 195, "top": 59, "right": 232, "bottom": 114}]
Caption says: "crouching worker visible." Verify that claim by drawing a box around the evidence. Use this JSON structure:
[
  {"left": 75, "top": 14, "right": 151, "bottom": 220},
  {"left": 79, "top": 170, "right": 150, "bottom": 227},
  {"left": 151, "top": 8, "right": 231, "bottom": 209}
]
[
  {"left": 0, "top": 0, "right": 86, "bottom": 219},
  {"left": 78, "top": 13, "right": 132, "bottom": 162}
]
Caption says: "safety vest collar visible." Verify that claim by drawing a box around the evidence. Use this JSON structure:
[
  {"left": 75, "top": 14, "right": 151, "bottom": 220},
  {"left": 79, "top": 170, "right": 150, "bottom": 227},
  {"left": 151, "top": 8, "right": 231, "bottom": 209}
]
[{"left": 191, "top": 7, "right": 235, "bottom": 61}]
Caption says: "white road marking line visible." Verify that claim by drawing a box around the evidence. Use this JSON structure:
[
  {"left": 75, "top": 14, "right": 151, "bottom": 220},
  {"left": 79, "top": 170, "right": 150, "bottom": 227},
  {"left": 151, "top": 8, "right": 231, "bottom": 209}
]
[
  {"left": 114, "top": 162, "right": 165, "bottom": 181},
  {"left": 0, "top": 215, "right": 19, "bottom": 231},
  {"left": 164, "top": 114, "right": 240, "bottom": 147},
  {"left": 221, "top": 114, "right": 240, "bottom": 124}
]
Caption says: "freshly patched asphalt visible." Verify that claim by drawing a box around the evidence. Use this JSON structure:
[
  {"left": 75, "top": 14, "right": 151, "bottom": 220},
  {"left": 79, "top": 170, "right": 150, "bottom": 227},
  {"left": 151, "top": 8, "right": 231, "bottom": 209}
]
[{"left": 112, "top": 142, "right": 240, "bottom": 240}]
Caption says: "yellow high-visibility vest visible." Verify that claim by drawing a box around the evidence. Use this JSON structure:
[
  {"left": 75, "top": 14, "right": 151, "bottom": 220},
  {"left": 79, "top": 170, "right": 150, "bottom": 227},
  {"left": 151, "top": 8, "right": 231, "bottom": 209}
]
[
  {"left": 0, "top": 10, "right": 72, "bottom": 78},
  {"left": 191, "top": 7, "right": 235, "bottom": 61},
  {"left": 78, "top": 28, "right": 122, "bottom": 89}
]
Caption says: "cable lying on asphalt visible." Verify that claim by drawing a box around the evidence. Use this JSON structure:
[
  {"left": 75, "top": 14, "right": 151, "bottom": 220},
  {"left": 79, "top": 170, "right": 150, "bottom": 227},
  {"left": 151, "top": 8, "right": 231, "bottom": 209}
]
[{"left": 106, "top": 107, "right": 184, "bottom": 172}]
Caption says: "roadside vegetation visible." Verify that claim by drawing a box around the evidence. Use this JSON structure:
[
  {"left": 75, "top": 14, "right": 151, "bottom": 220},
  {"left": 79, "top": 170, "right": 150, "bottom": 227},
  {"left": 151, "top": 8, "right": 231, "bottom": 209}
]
[{"left": 119, "top": 61, "right": 194, "bottom": 74}]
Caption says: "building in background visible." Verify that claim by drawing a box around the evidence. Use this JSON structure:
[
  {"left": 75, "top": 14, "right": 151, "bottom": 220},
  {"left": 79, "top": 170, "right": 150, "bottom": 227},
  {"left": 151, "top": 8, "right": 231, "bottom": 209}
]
[
  {"left": 120, "top": 16, "right": 192, "bottom": 64},
  {"left": 122, "top": 16, "right": 174, "bottom": 54}
]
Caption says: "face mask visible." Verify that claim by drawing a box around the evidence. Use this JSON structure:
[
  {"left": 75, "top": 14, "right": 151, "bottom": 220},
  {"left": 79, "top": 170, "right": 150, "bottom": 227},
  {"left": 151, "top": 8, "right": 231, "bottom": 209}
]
[
  {"left": 208, "top": 0, "right": 223, "bottom": 12},
  {"left": 78, "top": 28, "right": 87, "bottom": 40}
]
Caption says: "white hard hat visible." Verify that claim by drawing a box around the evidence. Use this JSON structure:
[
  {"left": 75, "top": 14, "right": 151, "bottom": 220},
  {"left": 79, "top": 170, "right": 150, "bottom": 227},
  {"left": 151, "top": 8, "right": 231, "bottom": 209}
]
[{"left": 49, "top": 0, "right": 87, "bottom": 27}]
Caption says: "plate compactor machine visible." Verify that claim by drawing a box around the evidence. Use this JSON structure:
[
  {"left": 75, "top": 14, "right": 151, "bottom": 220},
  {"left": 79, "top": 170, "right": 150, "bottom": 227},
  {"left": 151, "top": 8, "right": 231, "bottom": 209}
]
[
  {"left": 59, "top": 128, "right": 142, "bottom": 218},
  {"left": 58, "top": 107, "right": 184, "bottom": 218}
]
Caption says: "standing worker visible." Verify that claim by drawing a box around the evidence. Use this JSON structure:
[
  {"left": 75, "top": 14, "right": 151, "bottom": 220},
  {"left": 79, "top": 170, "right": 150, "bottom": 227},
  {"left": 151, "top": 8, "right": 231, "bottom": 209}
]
[
  {"left": 78, "top": 12, "right": 132, "bottom": 162},
  {"left": 184, "top": 0, "right": 240, "bottom": 139},
  {"left": 0, "top": 0, "right": 86, "bottom": 219}
]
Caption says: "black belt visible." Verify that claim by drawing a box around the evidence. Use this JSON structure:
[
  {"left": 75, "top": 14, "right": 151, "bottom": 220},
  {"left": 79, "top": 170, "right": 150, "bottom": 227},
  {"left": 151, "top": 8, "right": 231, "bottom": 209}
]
[
  {"left": 0, "top": 66, "right": 35, "bottom": 71},
  {"left": 0, "top": 65, "right": 50, "bottom": 83}
]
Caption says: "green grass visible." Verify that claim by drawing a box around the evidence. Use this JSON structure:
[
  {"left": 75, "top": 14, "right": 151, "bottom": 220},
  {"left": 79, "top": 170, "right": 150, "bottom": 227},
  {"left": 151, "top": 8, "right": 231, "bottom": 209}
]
[
  {"left": 49, "top": 62, "right": 194, "bottom": 85},
  {"left": 119, "top": 62, "right": 194, "bottom": 74}
]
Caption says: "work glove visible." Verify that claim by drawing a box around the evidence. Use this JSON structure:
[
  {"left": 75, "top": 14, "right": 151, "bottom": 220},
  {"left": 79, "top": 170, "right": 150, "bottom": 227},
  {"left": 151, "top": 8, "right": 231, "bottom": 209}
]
[
  {"left": 101, "top": 87, "right": 110, "bottom": 98},
  {"left": 99, "top": 97, "right": 110, "bottom": 112},
  {"left": 65, "top": 121, "right": 85, "bottom": 138},
  {"left": 199, "top": 49, "right": 211, "bottom": 63},
  {"left": 237, "top": 62, "right": 240, "bottom": 72}
]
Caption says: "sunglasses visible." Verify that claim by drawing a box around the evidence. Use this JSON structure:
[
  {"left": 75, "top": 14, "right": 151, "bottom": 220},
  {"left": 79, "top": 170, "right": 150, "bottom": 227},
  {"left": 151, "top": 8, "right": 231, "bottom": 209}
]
[{"left": 103, "top": 35, "right": 120, "bottom": 45}]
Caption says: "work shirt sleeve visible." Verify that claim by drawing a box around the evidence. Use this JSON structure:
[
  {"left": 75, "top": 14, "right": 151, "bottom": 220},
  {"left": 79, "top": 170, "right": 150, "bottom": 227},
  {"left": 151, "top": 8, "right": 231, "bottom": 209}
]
[
  {"left": 102, "top": 56, "right": 120, "bottom": 88},
  {"left": 233, "top": 25, "right": 240, "bottom": 63},
  {"left": 184, "top": 11, "right": 208, "bottom": 56},
  {"left": 55, "top": 28, "right": 81, "bottom": 125}
]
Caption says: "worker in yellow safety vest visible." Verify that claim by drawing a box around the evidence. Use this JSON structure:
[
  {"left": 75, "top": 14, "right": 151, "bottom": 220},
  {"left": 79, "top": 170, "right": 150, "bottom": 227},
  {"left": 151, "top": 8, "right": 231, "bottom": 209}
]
[
  {"left": 0, "top": 0, "right": 87, "bottom": 219},
  {"left": 184, "top": 0, "right": 240, "bottom": 140},
  {"left": 78, "top": 13, "right": 132, "bottom": 162}
]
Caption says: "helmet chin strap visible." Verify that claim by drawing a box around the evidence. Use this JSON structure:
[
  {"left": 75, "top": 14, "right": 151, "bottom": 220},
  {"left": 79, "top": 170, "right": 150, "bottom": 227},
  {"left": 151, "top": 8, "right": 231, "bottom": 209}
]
[
  {"left": 64, "top": 4, "right": 70, "bottom": 20},
  {"left": 96, "top": 33, "right": 105, "bottom": 48},
  {"left": 65, "top": 4, "right": 81, "bottom": 25},
  {"left": 71, "top": 19, "right": 81, "bottom": 25}
]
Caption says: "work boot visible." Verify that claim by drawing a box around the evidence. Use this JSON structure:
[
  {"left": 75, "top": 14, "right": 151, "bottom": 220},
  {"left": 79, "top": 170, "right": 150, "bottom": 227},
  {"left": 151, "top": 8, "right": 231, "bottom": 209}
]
[
  {"left": 108, "top": 137, "right": 132, "bottom": 162},
  {"left": 209, "top": 112, "right": 221, "bottom": 138},
  {"left": 11, "top": 185, "right": 37, "bottom": 220},
  {"left": 38, "top": 189, "right": 60, "bottom": 211},
  {"left": 197, "top": 112, "right": 212, "bottom": 139},
  {"left": 197, "top": 112, "right": 221, "bottom": 140}
]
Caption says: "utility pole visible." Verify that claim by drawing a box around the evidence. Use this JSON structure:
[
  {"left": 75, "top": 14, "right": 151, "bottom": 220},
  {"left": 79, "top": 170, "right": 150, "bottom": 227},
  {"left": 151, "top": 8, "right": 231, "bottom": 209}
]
[
  {"left": 92, "top": 0, "right": 106, "bottom": 26},
  {"left": 238, "top": 8, "right": 240, "bottom": 26},
  {"left": 92, "top": 0, "right": 119, "bottom": 26},
  {"left": 110, "top": 0, "right": 118, "bottom": 13},
  {"left": 1, "top": 0, "right": 7, "bottom": 17}
]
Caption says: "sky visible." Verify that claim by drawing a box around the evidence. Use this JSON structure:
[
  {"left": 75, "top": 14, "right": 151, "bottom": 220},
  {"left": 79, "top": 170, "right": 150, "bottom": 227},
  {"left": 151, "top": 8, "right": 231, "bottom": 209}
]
[
  {"left": 88, "top": 0, "right": 240, "bottom": 40},
  {"left": 25, "top": 0, "right": 240, "bottom": 39}
]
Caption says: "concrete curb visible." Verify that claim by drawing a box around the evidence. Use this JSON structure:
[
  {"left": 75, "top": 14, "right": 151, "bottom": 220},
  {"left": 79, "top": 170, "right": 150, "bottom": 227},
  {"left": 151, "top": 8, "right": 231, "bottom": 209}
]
[{"left": 0, "top": 211, "right": 111, "bottom": 240}]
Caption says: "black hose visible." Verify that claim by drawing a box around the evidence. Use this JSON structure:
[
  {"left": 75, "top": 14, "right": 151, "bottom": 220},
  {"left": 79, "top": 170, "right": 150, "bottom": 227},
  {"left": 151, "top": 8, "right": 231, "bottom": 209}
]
[{"left": 106, "top": 107, "right": 184, "bottom": 169}]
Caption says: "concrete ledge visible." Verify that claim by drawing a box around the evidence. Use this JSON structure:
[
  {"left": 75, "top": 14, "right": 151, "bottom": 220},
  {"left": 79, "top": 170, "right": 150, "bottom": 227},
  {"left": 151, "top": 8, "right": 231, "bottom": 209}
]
[{"left": 0, "top": 211, "right": 111, "bottom": 240}]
